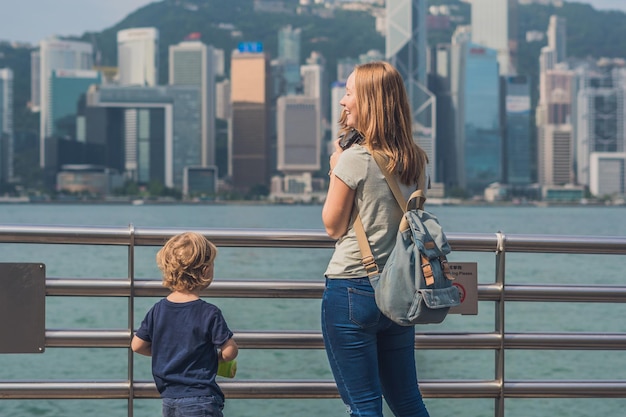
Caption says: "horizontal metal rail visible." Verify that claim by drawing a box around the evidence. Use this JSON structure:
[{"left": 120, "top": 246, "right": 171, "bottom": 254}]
[
  {"left": 1, "top": 224, "right": 626, "bottom": 415},
  {"left": 3, "top": 379, "right": 626, "bottom": 400}
]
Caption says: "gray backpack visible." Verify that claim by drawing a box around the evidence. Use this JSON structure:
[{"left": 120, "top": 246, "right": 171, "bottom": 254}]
[{"left": 354, "top": 152, "right": 461, "bottom": 325}]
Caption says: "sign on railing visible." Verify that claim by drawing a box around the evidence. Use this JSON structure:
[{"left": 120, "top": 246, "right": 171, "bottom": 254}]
[
  {"left": 449, "top": 262, "right": 478, "bottom": 315},
  {"left": 0, "top": 263, "right": 46, "bottom": 353}
]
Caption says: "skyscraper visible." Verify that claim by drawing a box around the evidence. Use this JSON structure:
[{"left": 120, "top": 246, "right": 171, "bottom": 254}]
[
  {"left": 536, "top": 67, "right": 574, "bottom": 185},
  {"left": 0, "top": 68, "right": 13, "bottom": 183},
  {"left": 37, "top": 37, "right": 93, "bottom": 168},
  {"left": 276, "top": 95, "right": 320, "bottom": 173},
  {"left": 277, "top": 25, "right": 302, "bottom": 95},
  {"left": 469, "top": 0, "right": 518, "bottom": 75},
  {"left": 169, "top": 40, "right": 217, "bottom": 167},
  {"left": 459, "top": 43, "right": 502, "bottom": 193},
  {"left": 547, "top": 15, "right": 567, "bottom": 64},
  {"left": 117, "top": 28, "right": 159, "bottom": 86},
  {"left": 576, "top": 64, "right": 626, "bottom": 187},
  {"left": 49, "top": 70, "right": 102, "bottom": 140},
  {"left": 386, "top": 0, "right": 437, "bottom": 181},
  {"left": 87, "top": 84, "right": 202, "bottom": 188},
  {"left": 230, "top": 45, "right": 271, "bottom": 191},
  {"left": 504, "top": 75, "right": 532, "bottom": 185}
]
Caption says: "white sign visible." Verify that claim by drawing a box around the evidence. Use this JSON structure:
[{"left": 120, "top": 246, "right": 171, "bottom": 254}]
[{"left": 449, "top": 262, "right": 478, "bottom": 315}]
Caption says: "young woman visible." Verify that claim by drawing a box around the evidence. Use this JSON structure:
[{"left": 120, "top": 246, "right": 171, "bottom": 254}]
[{"left": 322, "top": 61, "right": 430, "bottom": 417}]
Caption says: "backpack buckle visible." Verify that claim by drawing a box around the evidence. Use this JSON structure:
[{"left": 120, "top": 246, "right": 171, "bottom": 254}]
[{"left": 361, "top": 255, "right": 379, "bottom": 277}]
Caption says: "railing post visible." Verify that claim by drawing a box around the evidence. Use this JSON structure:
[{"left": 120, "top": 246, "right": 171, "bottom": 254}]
[
  {"left": 128, "top": 224, "right": 135, "bottom": 417},
  {"left": 495, "top": 231, "right": 506, "bottom": 417}
]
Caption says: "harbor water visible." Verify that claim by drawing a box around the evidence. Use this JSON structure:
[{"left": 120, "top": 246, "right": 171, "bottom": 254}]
[{"left": 0, "top": 203, "right": 625, "bottom": 417}]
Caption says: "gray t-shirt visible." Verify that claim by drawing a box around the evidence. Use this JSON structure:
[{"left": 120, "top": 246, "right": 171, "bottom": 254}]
[{"left": 325, "top": 144, "right": 419, "bottom": 278}]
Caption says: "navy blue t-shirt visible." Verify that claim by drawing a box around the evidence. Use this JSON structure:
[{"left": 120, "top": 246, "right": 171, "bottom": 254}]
[{"left": 135, "top": 298, "right": 233, "bottom": 399}]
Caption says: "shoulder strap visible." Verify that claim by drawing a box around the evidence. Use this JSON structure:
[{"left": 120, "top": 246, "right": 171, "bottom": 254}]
[{"left": 353, "top": 151, "right": 425, "bottom": 277}]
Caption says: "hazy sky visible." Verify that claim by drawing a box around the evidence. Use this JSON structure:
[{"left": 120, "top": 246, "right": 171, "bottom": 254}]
[{"left": 0, "top": 0, "right": 625, "bottom": 45}]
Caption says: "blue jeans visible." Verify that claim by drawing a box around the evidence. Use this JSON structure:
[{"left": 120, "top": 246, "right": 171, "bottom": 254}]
[
  {"left": 321, "top": 278, "right": 430, "bottom": 417},
  {"left": 162, "top": 395, "right": 224, "bottom": 417}
]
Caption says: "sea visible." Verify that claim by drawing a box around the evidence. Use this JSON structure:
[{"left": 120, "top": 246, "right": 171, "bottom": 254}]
[{"left": 0, "top": 203, "right": 625, "bottom": 417}]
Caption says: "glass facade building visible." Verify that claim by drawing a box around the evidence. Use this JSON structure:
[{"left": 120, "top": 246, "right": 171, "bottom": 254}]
[
  {"left": 505, "top": 75, "right": 531, "bottom": 185},
  {"left": 463, "top": 44, "right": 502, "bottom": 194}
]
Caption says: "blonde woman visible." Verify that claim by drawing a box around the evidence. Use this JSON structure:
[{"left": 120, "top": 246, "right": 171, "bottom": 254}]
[
  {"left": 132, "top": 232, "right": 238, "bottom": 417},
  {"left": 322, "top": 61, "right": 430, "bottom": 416}
]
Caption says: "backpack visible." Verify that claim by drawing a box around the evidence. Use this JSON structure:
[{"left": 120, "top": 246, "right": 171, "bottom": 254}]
[{"left": 353, "top": 153, "right": 461, "bottom": 325}]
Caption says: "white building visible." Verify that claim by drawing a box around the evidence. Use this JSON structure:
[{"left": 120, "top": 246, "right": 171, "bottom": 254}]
[
  {"left": 169, "top": 40, "right": 217, "bottom": 167},
  {"left": 0, "top": 68, "right": 13, "bottom": 182},
  {"left": 37, "top": 37, "right": 93, "bottom": 168},
  {"left": 117, "top": 28, "right": 159, "bottom": 86},
  {"left": 468, "top": 0, "right": 516, "bottom": 75},
  {"left": 589, "top": 152, "right": 626, "bottom": 197},
  {"left": 276, "top": 95, "right": 321, "bottom": 173}
]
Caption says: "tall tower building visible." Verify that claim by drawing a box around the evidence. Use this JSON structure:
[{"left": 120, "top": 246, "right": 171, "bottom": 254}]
[
  {"left": 547, "top": 15, "right": 567, "bottom": 64},
  {"left": 504, "top": 75, "right": 531, "bottom": 185},
  {"left": 536, "top": 67, "right": 575, "bottom": 186},
  {"left": 386, "top": 0, "right": 437, "bottom": 182},
  {"left": 169, "top": 40, "right": 217, "bottom": 167},
  {"left": 0, "top": 68, "right": 13, "bottom": 183},
  {"left": 453, "top": 40, "right": 502, "bottom": 193},
  {"left": 469, "top": 0, "right": 518, "bottom": 75},
  {"left": 277, "top": 25, "right": 302, "bottom": 95},
  {"left": 30, "top": 50, "right": 41, "bottom": 111},
  {"left": 276, "top": 96, "right": 320, "bottom": 173},
  {"left": 38, "top": 37, "right": 93, "bottom": 168},
  {"left": 117, "top": 28, "right": 159, "bottom": 86},
  {"left": 538, "top": 124, "right": 573, "bottom": 185},
  {"left": 576, "top": 65, "right": 626, "bottom": 186},
  {"left": 230, "top": 45, "right": 271, "bottom": 191}
]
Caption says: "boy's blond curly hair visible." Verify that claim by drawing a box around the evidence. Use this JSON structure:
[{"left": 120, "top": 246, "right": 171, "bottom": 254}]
[{"left": 156, "top": 232, "right": 218, "bottom": 292}]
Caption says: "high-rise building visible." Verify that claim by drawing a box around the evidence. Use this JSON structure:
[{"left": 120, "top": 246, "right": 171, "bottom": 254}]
[
  {"left": 87, "top": 84, "right": 202, "bottom": 189},
  {"left": 0, "top": 68, "right": 13, "bottom": 183},
  {"left": 230, "top": 45, "right": 271, "bottom": 191},
  {"left": 459, "top": 43, "right": 502, "bottom": 193},
  {"left": 386, "top": 0, "right": 437, "bottom": 182},
  {"left": 37, "top": 37, "right": 93, "bottom": 168},
  {"left": 589, "top": 152, "right": 626, "bottom": 197},
  {"left": 169, "top": 40, "right": 217, "bottom": 167},
  {"left": 48, "top": 69, "right": 101, "bottom": 140},
  {"left": 504, "top": 75, "right": 532, "bottom": 185},
  {"left": 276, "top": 95, "right": 321, "bottom": 173},
  {"left": 301, "top": 62, "right": 327, "bottom": 126},
  {"left": 277, "top": 25, "right": 302, "bottom": 95},
  {"left": 30, "top": 50, "right": 41, "bottom": 110},
  {"left": 117, "top": 28, "right": 159, "bottom": 86},
  {"left": 547, "top": 15, "right": 567, "bottom": 64},
  {"left": 469, "top": 0, "right": 518, "bottom": 75},
  {"left": 536, "top": 67, "right": 574, "bottom": 186},
  {"left": 538, "top": 124, "right": 573, "bottom": 185},
  {"left": 575, "top": 65, "right": 626, "bottom": 186},
  {"left": 429, "top": 43, "right": 458, "bottom": 187}
]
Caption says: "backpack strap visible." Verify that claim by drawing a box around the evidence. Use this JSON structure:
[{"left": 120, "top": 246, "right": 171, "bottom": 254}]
[{"left": 353, "top": 151, "right": 425, "bottom": 277}]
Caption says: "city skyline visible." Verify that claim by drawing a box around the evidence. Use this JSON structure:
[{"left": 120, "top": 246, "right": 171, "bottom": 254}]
[{"left": 1, "top": 0, "right": 626, "bottom": 45}]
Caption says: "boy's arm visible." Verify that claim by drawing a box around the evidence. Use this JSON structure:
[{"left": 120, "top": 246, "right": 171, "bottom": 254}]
[
  {"left": 131, "top": 334, "right": 152, "bottom": 356},
  {"left": 219, "top": 338, "right": 238, "bottom": 362}
]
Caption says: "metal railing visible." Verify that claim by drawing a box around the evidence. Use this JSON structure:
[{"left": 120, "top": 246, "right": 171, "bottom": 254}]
[{"left": 1, "top": 224, "right": 626, "bottom": 417}]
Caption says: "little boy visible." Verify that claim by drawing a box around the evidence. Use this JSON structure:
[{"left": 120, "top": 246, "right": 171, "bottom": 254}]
[{"left": 132, "top": 232, "right": 238, "bottom": 417}]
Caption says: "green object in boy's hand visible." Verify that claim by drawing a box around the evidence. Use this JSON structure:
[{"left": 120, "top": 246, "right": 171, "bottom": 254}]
[{"left": 217, "top": 359, "right": 237, "bottom": 378}]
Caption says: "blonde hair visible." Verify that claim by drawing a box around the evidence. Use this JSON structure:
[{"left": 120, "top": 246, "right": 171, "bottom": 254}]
[
  {"left": 345, "top": 61, "right": 428, "bottom": 185},
  {"left": 156, "top": 232, "right": 218, "bottom": 292}
]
